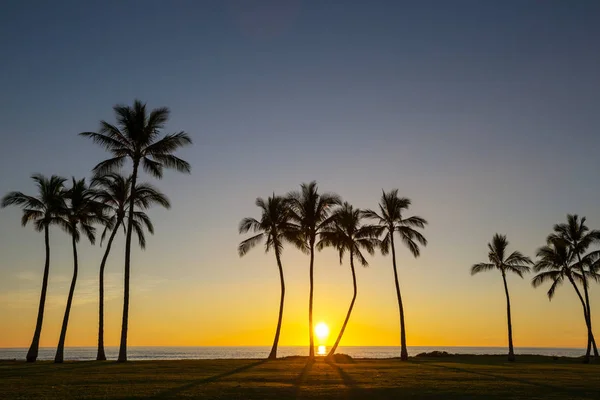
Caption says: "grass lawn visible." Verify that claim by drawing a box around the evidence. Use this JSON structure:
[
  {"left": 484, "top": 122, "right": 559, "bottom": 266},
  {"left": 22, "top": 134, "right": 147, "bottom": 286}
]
[{"left": 1, "top": 355, "right": 599, "bottom": 399}]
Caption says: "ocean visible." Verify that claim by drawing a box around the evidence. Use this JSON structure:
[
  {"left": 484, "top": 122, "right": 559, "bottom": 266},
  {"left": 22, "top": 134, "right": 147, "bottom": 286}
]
[{"left": 0, "top": 346, "right": 585, "bottom": 361}]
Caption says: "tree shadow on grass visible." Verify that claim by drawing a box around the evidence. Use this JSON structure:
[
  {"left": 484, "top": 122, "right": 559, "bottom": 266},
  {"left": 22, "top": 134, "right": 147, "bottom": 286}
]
[
  {"left": 151, "top": 359, "right": 266, "bottom": 399},
  {"left": 418, "top": 361, "right": 596, "bottom": 398},
  {"left": 291, "top": 359, "right": 314, "bottom": 399},
  {"left": 325, "top": 360, "right": 362, "bottom": 399}
]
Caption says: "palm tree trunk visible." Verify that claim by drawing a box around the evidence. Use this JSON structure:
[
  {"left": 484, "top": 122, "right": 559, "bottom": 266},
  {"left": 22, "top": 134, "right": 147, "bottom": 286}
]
[
  {"left": 501, "top": 271, "right": 516, "bottom": 362},
  {"left": 118, "top": 162, "right": 139, "bottom": 363},
  {"left": 55, "top": 234, "right": 79, "bottom": 363},
  {"left": 308, "top": 239, "right": 315, "bottom": 359},
  {"left": 97, "top": 223, "right": 120, "bottom": 361},
  {"left": 268, "top": 247, "right": 285, "bottom": 360},
  {"left": 576, "top": 252, "right": 599, "bottom": 359},
  {"left": 25, "top": 225, "right": 51, "bottom": 363},
  {"left": 327, "top": 252, "right": 357, "bottom": 358},
  {"left": 390, "top": 232, "right": 408, "bottom": 361},
  {"left": 567, "top": 274, "right": 595, "bottom": 363}
]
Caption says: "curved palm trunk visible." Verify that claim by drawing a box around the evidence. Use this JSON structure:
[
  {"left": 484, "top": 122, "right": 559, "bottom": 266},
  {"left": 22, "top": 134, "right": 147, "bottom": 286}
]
[
  {"left": 97, "top": 223, "right": 120, "bottom": 361},
  {"left": 118, "top": 162, "right": 139, "bottom": 363},
  {"left": 566, "top": 274, "right": 596, "bottom": 363},
  {"left": 55, "top": 234, "right": 79, "bottom": 363},
  {"left": 327, "top": 252, "right": 357, "bottom": 358},
  {"left": 390, "top": 232, "right": 408, "bottom": 360},
  {"left": 25, "top": 225, "right": 51, "bottom": 362},
  {"left": 268, "top": 248, "right": 286, "bottom": 360},
  {"left": 501, "top": 271, "right": 515, "bottom": 362},
  {"left": 308, "top": 239, "right": 315, "bottom": 359},
  {"left": 575, "top": 252, "right": 599, "bottom": 359}
]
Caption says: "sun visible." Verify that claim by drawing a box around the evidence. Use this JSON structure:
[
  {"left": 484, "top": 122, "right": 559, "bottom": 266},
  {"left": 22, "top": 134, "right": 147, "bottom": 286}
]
[{"left": 315, "top": 322, "right": 329, "bottom": 341}]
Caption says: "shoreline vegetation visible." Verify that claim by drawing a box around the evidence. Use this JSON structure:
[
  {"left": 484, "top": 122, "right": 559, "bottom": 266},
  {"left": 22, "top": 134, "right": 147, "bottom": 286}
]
[
  {"left": 2, "top": 356, "right": 599, "bottom": 399},
  {"left": 2, "top": 100, "right": 600, "bottom": 367}
]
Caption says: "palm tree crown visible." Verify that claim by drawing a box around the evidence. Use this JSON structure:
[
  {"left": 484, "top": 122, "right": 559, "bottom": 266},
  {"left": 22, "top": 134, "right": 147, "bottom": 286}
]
[
  {"left": 471, "top": 234, "right": 532, "bottom": 277},
  {"left": 532, "top": 238, "right": 590, "bottom": 299},
  {"left": 286, "top": 181, "right": 341, "bottom": 250},
  {"left": 317, "top": 202, "right": 378, "bottom": 266},
  {"left": 80, "top": 100, "right": 192, "bottom": 177},
  {"left": 238, "top": 195, "right": 291, "bottom": 256},
  {"left": 58, "top": 178, "right": 106, "bottom": 243},
  {"left": 1, "top": 174, "right": 67, "bottom": 230},
  {"left": 362, "top": 189, "right": 427, "bottom": 257},
  {"left": 91, "top": 173, "right": 170, "bottom": 249}
]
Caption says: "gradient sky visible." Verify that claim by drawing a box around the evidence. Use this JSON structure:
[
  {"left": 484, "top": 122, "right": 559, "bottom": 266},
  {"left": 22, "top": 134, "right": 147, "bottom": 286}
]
[{"left": 1, "top": 0, "right": 599, "bottom": 350}]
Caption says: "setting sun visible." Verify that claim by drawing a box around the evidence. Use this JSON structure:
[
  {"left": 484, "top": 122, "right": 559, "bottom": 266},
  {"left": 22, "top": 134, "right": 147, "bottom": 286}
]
[{"left": 315, "top": 322, "right": 329, "bottom": 341}]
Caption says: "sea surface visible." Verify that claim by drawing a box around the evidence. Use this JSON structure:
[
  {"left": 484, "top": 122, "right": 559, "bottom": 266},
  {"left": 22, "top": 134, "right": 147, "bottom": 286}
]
[{"left": 0, "top": 346, "right": 586, "bottom": 361}]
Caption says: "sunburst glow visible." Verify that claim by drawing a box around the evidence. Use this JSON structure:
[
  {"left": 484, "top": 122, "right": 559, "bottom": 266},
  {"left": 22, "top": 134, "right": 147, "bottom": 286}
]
[{"left": 315, "top": 322, "right": 329, "bottom": 341}]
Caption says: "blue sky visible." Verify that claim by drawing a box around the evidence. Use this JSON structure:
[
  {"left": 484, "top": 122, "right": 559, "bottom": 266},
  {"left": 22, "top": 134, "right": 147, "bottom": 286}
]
[{"left": 1, "top": 0, "right": 599, "bottom": 348}]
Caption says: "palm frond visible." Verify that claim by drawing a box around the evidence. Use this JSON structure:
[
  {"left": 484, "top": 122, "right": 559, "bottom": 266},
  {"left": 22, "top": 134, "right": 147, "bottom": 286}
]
[
  {"left": 238, "top": 233, "right": 264, "bottom": 257},
  {"left": 471, "top": 263, "right": 496, "bottom": 275}
]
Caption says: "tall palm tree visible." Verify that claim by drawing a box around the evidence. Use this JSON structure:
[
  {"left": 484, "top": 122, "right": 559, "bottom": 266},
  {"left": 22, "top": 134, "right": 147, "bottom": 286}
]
[
  {"left": 54, "top": 178, "right": 106, "bottom": 363},
  {"left": 1, "top": 174, "right": 66, "bottom": 362},
  {"left": 80, "top": 99, "right": 192, "bottom": 362},
  {"left": 91, "top": 173, "right": 170, "bottom": 361},
  {"left": 548, "top": 215, "right": 600, "bottom": 360},
  {"left": 363, "top": 189, "right": 427, "bottom": 361},
  {"left": 286, "top": 181, "right": 341, "bottom": 359},
  {"left": 471, "top": 234, "right": 532, "bottom": 362},
  {"left": 238, "top": 194, "right": 292, "bottom": 360},
  {"left": 532, "top": 237, "right": 599, "bottom": 363},
  {"left": 317, "top": 202, "right": 378, "bottom": 358}
]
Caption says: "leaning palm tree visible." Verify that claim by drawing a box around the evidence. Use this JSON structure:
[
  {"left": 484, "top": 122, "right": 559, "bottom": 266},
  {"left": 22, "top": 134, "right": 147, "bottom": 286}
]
[
  {"left": 80, "top": 99, "right": 192, "bottom": 362},
  {"left": 91, "top": 173, "right": 170, "bottom": 361},
  {"left": 532, "top": 237, "right": 599, "bottom": 363},
  {"left": 238, "top": 194, "right": 292, "bottom": 359},
  {"left": 1, "top": 174, "right": 66, "bottom": 362},
  {"left": 471, "top": 234, "right": 532, "bottom": 362},
  {"left": 55, "top": 178, "right": 106, "bottom": 363},
  {"left": 363, "top": 189, "right": 427, "bottom": 361},
  {"left": 317, "top": 202, "right": 378, "bottom": 358},
  {"left": 286, "top": 181, "right": 341, "bottom": 359},
  {"left": 548, "top": 215, "right": 600, "bottom": 360}
]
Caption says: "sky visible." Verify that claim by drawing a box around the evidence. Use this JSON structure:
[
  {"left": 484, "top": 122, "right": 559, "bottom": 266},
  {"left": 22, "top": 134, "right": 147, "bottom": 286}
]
[{"left": 1, "top": 0, "right": 599, "bottom": 350}]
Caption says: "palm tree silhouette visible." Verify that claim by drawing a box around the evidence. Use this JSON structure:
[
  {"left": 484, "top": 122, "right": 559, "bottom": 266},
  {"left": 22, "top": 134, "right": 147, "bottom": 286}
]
[
  {"left": 54, "top": 178, "right": 106, "bottom": 363},
  {"left": 1, "top": 174, "right": 66, "bottom": 362},
  {"left": 317, "top": 202, "right": 379, "bottom": 358},
  {"left": 91, "top": 173, "right": 170, "bottom": 361},
  {"left": 548, "top": 215, "right": 600, "bottom": 360},
  {"left": 363, "top": 190, "right": 427, "bottom": 361},
  {"left": 80, "top": 99, "right": 192, "bottom": 362},
  {"left": 238, "top": 194, "right": 292, "bottom": 359},
  {"left": 532, "top": 237, "right": 599, "bottom": 363},
  {"left": 287, "top": 181, "right": 341, "bottom": 359},
  {"left": 471, "top": 234, "right": 532, "bottom": 362}
]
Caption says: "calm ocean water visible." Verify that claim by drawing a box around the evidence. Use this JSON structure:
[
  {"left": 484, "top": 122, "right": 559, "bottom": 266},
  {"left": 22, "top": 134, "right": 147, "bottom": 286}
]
[{"left": 0, "top": 346, "right": 585, "bottom": 361}]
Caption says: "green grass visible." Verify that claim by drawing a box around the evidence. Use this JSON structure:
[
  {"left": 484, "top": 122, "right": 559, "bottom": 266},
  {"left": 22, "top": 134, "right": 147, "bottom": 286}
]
[{"left": 1, "top": 355, "right": 599, "bottom": 399}]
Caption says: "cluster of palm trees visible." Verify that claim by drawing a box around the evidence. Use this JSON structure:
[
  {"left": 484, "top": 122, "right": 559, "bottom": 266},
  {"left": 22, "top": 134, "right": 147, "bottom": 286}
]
[
  {"left": 2, "top": 100, "right": 192, "bottom": 363},
  {"left": 238, "top": 184, "right": 427, "bottom": 360},
  {"left": 472, "top": 215, "right": 600, "bottom": 363}
]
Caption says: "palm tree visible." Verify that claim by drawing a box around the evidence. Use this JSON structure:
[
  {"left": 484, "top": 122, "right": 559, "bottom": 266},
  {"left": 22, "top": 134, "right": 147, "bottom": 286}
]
[
  {"left": 91, "top": 173, "right": 170, "bottom": 361},
  {"left": 1, "top": 174, "right": 66, "bottom": 362},
  {"left": 286, "top": 181, "right": 341, "bottom": 359},
  {"left": 238, "top": 194, "right": 292, "bottom": 359},
  {"left": 55, "top": 178, "right": 106, "bottom": 363},
  {"left": 80, "top": 99, "right": 192, "bottom": 362},
  {"left": 532, "top": 237, "right": 599, "bottom": 363},
  {"left": 317, "top": 202, "right": 378, "bottom": 358},
  {"left": 548, "top": 215, "right": 600, "bottom": 360},
  {"left": 471, "top": 234, "right": 532, "bottom": 362},
  {"left": 363, "top": 189, "right": 427, "bottom": 361}
]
